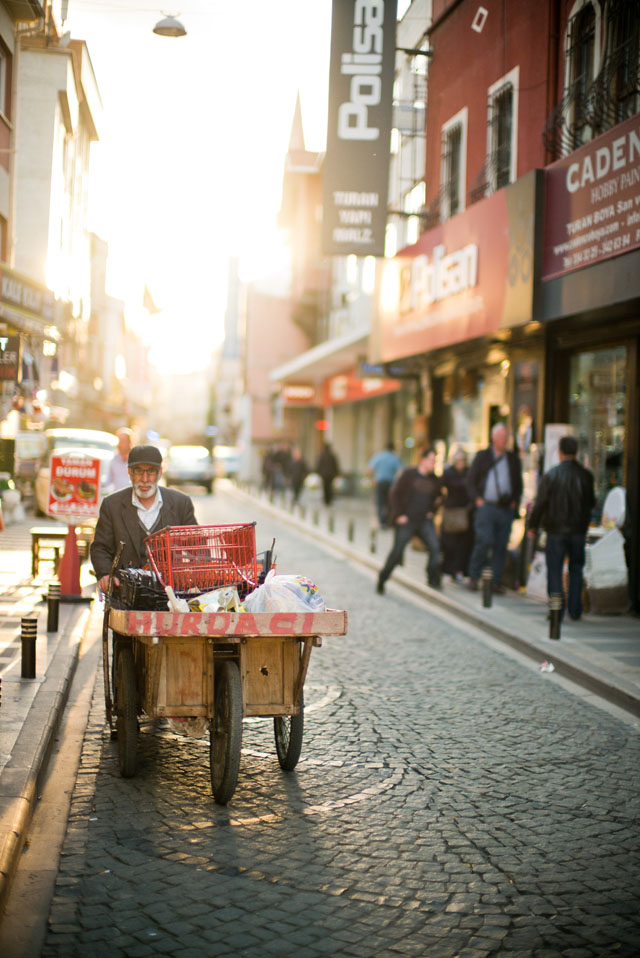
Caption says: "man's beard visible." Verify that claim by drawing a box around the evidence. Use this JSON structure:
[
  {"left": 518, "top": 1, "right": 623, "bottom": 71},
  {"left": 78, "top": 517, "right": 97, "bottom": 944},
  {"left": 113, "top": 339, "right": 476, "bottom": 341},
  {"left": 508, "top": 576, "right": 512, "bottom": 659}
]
[{"left": 133, "top": 480, "right": 158, "bottom": 500}]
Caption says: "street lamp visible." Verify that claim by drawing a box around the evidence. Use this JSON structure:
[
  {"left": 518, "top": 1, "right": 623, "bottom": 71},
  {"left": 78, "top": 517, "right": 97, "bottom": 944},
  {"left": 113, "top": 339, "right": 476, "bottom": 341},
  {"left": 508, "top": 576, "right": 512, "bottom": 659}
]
[{"left": 153, "top": 15, "right": 187, "bottom": 38}]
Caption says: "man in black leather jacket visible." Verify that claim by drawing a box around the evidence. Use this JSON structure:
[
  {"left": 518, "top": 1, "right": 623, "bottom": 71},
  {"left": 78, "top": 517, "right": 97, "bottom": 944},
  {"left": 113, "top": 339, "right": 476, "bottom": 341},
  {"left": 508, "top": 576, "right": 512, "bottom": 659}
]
[{"left": 527, "top": 435, "right": 595, "bottom": 621}]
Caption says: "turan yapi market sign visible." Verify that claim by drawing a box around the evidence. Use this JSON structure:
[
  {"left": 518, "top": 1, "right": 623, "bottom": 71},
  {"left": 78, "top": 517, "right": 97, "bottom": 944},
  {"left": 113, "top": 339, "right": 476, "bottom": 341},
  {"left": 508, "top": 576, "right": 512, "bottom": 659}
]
[{"left": 322, "top": 0, "right": 397, "bottom": 257}]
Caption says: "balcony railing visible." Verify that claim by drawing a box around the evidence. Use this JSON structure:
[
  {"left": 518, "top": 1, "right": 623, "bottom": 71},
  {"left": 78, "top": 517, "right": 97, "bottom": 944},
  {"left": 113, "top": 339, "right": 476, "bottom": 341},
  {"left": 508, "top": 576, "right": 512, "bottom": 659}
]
[{"left": 543, "top": 37, "right": 640, "bottom": 162}]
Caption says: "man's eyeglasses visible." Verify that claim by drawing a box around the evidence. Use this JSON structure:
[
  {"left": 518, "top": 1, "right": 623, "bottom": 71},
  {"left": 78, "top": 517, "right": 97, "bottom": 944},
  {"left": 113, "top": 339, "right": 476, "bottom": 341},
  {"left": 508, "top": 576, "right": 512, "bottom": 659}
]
[{"left": 130, "top": 466, "right": 160, "bottom": 479}]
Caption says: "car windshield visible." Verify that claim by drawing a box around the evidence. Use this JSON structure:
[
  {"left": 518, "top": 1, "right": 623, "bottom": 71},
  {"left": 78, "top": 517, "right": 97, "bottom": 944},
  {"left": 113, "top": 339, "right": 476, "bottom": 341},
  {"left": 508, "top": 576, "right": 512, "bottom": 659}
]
[
  {"left": 169, "top": 446, "right": 210, "bottom": 462},
  {"left": 47, "top": 430, "right": 117, "bottom": 453}
]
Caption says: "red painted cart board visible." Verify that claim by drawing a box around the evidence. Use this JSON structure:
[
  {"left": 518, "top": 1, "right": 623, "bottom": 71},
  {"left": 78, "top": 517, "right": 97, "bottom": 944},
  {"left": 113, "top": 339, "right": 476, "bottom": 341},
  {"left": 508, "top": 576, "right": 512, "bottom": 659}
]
[{"left": 109, "top": 608, "right": 348, "bottom": 639}]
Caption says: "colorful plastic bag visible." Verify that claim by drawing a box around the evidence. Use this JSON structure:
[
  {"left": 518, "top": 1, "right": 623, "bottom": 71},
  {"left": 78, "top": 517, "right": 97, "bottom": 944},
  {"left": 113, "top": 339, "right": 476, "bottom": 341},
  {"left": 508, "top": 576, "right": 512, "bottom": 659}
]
[{"left": 244, "top": 570, "right": 326, "bottom": 613}]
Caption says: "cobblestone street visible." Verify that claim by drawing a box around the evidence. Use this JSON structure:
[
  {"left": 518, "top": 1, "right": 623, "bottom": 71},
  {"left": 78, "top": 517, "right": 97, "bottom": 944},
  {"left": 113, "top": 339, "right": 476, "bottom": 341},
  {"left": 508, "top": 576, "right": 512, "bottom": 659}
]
[{"left": 41, "top": 492, "right": 640, "bottom": 957}]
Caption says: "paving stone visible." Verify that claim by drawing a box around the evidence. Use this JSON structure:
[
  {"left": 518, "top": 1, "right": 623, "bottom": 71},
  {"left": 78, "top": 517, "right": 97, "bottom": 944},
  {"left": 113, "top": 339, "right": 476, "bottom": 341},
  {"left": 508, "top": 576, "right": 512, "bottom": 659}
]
[{"left": 35, "top": 501, "right": 640, "bottom": 957}]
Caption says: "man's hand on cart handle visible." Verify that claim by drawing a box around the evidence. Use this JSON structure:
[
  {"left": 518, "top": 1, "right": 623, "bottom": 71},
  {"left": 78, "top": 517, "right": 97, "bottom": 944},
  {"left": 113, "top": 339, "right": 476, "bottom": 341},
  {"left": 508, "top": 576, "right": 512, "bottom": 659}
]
[
  {"left": 99, "top": 573, "right": 119, "bottom": 594},
  {"left": 100, "top": 541, "right": 125, "bottom": 598}
]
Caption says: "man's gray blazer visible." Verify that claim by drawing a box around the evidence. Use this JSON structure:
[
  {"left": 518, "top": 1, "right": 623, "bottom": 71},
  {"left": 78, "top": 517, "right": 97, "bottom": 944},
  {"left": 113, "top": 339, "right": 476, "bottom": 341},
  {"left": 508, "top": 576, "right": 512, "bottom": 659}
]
[{"left": 90, "top": 486, "right": 197, "bottom": 580}]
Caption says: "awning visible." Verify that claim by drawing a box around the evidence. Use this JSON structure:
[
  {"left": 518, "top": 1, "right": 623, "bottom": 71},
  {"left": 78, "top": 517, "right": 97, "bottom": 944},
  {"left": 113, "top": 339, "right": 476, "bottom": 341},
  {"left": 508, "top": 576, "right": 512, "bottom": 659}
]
[{"left": 269, "top": 326, "right": 369, "bottom": 386}]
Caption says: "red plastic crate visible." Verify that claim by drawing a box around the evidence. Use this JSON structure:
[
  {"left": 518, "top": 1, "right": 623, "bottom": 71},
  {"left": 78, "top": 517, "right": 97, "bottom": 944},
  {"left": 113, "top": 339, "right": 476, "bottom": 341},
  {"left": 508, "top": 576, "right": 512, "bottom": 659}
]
[{"left": 144, "top": 523, "right": 257, "bottom": 595}]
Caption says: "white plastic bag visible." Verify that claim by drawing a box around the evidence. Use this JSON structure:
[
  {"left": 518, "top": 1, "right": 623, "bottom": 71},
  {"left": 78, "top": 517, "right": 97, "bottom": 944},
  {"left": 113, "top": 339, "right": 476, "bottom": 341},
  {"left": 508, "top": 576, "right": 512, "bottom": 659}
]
[
  {"left": 585, "top": 528, "right": 627, "bottom": 589},
  {"left": 244, "top": 570, "right": 326, "bottom": 613}
]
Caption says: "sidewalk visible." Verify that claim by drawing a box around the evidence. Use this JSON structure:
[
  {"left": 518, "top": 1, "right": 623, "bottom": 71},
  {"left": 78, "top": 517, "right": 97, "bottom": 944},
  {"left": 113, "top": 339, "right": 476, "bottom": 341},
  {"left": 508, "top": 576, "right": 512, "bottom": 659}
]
[
  {"left": 0, "top": 515, "right": 98, "bottom": 914},
  {"left": 234, "top": 482, "right": 640, "bottom": 720}
]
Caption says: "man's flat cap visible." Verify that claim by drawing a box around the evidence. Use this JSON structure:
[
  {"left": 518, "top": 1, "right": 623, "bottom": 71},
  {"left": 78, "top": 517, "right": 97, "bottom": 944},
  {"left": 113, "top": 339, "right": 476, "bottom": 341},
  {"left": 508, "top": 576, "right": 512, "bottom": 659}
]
[{"left": 128, "top": 445, "right": 162, "bottom": 467}]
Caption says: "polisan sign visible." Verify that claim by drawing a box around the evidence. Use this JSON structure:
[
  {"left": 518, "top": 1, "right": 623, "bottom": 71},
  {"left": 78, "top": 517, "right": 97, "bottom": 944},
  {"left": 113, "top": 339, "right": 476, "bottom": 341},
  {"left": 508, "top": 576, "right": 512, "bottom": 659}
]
[
  {"left": 373, "top": 172, "right": 538, "bottom": 363},
  {"left": 322, "top": 0, "right": 397, "bottom": 257}
]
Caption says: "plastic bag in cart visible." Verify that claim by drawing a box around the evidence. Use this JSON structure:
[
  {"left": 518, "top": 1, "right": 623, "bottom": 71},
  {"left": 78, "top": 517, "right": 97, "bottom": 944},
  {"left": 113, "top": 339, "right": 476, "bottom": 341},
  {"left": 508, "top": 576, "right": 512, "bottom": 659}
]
[{"left": 243, "top": 570, "right": 326, "bottom": 613}]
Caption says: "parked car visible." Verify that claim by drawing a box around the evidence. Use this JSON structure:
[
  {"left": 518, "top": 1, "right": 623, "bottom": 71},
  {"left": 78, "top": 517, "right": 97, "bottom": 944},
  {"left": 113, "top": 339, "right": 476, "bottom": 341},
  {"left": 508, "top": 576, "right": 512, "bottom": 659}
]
[
  {"left": 213, "top": 445, "right": 240, "bottom": 479},
  {"left": 164, "top": 445, "right": 214, "bottom": 493},
  {"left": 35, "top": 428, "right": 118, "bottom": 517}
]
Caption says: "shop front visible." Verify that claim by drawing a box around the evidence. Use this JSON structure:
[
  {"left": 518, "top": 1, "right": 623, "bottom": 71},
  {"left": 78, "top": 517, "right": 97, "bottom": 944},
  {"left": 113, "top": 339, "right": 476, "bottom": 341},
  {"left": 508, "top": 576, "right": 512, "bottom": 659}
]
[
  {"left": 0, "top": 265, "right": 59, "bottom": 478},
  {"left": 540, "top": 111, "right": 640, "bottom": 613},
  {"left": 372, "top": 170, "right": 543, "bottom": 494},
  {"left": 321, "top": 368, "right": 404, "bottom": 495}
]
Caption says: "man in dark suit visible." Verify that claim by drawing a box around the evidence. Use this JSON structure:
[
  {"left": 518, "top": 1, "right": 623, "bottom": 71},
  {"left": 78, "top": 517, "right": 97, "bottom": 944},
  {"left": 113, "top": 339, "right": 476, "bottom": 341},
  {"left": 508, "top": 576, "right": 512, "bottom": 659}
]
[
  {"left": 91, "top": 444, "right": 197, "bottom": 592},
  {"left": 466, "top": 423, "right": 523, "bottom": 593}
]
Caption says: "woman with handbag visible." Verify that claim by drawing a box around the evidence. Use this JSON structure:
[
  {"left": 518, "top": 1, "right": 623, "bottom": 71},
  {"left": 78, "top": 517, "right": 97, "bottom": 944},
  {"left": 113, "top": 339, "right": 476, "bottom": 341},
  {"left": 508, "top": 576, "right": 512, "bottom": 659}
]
[{"left": 441, "top": 447, "right": 473, "bottom": 582}]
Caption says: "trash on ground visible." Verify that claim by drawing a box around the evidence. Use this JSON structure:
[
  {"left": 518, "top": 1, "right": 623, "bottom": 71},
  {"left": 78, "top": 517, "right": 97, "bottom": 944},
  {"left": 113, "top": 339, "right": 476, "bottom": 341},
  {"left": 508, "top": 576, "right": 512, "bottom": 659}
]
[{"left": 539, "top": 661, "right": 555, "bottom": 672}]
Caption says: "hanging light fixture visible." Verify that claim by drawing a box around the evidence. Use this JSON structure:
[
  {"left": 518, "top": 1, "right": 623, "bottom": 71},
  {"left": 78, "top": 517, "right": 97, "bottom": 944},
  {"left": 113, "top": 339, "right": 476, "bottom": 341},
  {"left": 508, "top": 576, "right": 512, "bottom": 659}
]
[{"left": 153, "top": 14, "right": 187, "bottom": 38}]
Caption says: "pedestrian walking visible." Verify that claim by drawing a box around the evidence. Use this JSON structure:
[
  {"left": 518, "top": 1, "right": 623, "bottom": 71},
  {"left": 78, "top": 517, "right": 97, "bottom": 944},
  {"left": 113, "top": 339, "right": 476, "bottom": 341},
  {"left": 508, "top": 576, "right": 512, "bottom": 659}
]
[
  {"left": 107, "top": 427, "right": 133, "bottom": 491},
  {"left": 466, "top": 423, "right": 523, "bottom": 593},
  {"left": 316, "top": 443, "right": 340, "bottom": 506},
  {"left": 526, "top": 434, "right": 595, "bottom": 621},
  {"left": 441, "top": 447, "right": 473, "bottom": 582},
  {"left": 367, "top": 442, "right": 403, "bottom": 527},
  {"left": 376, "top": 447, "right": 443, "bottom": 594},
  {"left": 289, "top": 446, "right": 309, "bottom": 504}
]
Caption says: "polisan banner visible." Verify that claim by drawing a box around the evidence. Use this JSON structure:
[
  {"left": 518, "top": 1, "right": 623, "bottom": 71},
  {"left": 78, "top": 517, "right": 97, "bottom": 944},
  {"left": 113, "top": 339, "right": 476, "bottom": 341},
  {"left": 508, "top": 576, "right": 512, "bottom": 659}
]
[{"left": 322, "top": 0, "right": 397, "bottom": 257}]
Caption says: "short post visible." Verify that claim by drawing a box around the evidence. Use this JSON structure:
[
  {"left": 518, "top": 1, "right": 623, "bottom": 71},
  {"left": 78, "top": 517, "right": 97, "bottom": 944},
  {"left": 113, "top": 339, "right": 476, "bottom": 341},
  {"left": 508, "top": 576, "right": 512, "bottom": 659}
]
[
  {"left": 482, "top": 567, "right": 493, "bottom": 608},
  {"left": 328, "top": 513, "right": 335, "bottom": 534},
  {"left": 47, "top": 580, "right": 61, "bottom": 632},
  {"left": 299, "top": 504, "right": 306, "bottom": 521},
  {"left": 369, "top": 528, "right": 377, "bottom": 554},
  {"left": 347, "top": 519, "right": 355, "bottom": 543},
  {"left": 549, "top": 593, "right": 563, "bottom": 640},
  {"left": 21, "top": 617, "right": 38, "bottom": 678},
  {"left": 312, "top": 509, "right": 319, "bottom": 526}
]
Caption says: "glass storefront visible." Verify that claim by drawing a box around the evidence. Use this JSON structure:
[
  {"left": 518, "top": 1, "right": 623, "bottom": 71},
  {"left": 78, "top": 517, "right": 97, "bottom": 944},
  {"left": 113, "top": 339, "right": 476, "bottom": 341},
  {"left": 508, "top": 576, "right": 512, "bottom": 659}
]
[{"left": 569, "top": 345, "right": 627, "bottom": 515}]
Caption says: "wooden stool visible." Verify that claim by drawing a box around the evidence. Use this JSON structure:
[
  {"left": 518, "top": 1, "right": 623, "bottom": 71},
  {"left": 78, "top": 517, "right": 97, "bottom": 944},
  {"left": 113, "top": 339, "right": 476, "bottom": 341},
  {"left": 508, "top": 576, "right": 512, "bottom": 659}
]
[{"left": 30, "top": 526, "right": 68, "bottom": 578}]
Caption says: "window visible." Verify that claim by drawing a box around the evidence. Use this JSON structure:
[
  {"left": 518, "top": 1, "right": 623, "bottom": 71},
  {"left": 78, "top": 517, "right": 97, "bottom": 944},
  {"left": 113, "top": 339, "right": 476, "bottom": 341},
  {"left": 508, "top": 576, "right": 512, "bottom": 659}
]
[
  {"left": 606, "top": 0, "right": 640, "bottom": 124},
  {"left": 565, "top": 2, "right": 597, "bottom": 150},
  {"left": 487, "top": 67, "right": 519, "bottom": 191},
  {"left": 441, "top": 108, "right": 467, "bottom": 219}
]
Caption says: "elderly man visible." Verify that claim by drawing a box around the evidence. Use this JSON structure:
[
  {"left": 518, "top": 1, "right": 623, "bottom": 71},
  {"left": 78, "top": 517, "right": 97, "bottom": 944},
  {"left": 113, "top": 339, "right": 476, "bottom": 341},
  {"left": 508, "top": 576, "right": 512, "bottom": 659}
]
[
  {"left": 466, "top": 423, "right": 523, "bottom": 593},
  {"left": 91, "top": 444, "right": 197, "bottom": 593}
]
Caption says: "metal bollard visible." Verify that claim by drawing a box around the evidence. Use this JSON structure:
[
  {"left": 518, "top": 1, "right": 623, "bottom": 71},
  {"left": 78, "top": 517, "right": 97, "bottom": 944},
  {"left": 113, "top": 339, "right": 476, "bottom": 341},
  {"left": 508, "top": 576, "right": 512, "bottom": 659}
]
[
  {"left": 482, "top": 567, "right": 493, "bottom": 608},
  {"left": 347, "top": 519, "right": 355, "bottom": 543},
  {"left": 328, "top": 513, "right": 335, "bottom": 534},
  {"left": 21, "top": 617, "right": 38, "bottom": 678},
  {"left": 299, "top": 504, "right": 306, "bottom": 521},
  {"left": 549, "top": 593, "right": 563, "bottom": 640},
  {"left": 369, "top": 528, "right": 377, "bottom": 554},
  {"left": 312, "top": 509, "right": 319, "bottom": 526},
  {"left": 47, "top": 580, "right": 61, "bottom": 632}
]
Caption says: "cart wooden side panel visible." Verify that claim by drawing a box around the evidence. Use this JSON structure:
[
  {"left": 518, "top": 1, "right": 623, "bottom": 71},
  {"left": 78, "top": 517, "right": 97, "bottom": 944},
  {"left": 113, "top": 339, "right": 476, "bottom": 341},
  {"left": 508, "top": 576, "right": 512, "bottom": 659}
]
[
  {"left": 242, "top": 636, "right": 300, "bottom": 716},
  {"left": 108, "top": 608, "right": 347, "bottom": 720}
]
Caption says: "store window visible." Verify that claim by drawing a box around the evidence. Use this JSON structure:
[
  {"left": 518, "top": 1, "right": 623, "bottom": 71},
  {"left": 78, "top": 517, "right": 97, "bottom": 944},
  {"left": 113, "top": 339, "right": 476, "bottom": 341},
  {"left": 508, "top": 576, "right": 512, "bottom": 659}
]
[{"left": 569, "top": 345, "right": 627, "bottom": 512}]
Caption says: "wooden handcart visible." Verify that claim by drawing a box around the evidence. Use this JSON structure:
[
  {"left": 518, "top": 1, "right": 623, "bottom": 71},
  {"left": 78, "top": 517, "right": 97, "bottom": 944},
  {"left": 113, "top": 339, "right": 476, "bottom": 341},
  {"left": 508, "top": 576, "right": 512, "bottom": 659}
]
[
  {"left": 106, "top": 608, "right": 347, "bottom": 804},
  {"left": 103, "top": 522, "right": 347, "bottom": 804}
]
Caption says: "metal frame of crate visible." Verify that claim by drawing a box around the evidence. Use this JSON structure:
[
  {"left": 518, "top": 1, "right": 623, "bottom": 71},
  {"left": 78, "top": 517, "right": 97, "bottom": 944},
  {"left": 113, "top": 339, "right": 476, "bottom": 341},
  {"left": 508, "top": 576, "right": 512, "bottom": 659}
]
[{"left": 144, "top": 523, "right": 258, "bottom": 595}]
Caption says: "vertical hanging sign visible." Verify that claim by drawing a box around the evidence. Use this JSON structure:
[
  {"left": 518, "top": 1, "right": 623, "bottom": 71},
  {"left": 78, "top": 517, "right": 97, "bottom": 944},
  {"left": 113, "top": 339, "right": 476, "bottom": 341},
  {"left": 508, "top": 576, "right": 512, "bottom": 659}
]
[{"left": 322, "top": 0, "right": 397, "bottom": 257}]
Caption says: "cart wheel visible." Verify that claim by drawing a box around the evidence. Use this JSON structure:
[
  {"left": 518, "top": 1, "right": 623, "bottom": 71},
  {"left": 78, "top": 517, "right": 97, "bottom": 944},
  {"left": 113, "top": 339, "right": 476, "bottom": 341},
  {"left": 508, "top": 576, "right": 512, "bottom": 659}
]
[
  {"left": 274, "top": 692, "right": 304, "bottom": 771},
  {"left": 115, "top": 644, "right": 138, "bottom": 778},
  {"left": 210, "top": 660, "right": 243, "bottom": 805}
]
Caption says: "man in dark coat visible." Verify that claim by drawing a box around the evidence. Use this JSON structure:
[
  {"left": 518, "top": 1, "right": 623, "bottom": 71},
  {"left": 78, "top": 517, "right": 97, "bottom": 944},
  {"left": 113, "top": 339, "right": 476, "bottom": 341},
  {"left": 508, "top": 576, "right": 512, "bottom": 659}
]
[
  {"left": 527, "top": 434, "right": 595, "bottom": 621},
  {"left": 376, "top": 447, "right": 442, "bottom": 594},
  {"left": 466, "top": 423, "right": 523, "bottom": 593},
  {"left": 91, "top": 444, "right": 197, "bottom": 593},
  {"left": 316, "top": 443, "right": 340, "bottom": 506}
]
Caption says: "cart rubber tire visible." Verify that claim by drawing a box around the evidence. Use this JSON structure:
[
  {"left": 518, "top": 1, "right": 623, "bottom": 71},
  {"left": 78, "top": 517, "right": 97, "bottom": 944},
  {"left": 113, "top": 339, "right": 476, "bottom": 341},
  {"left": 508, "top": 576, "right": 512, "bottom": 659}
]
[
  {"left": 274, "top": 692, "right": 304, "bottom": 771},
  {"left": 115, "top": 644, "right": 138, "bottom": 778},
  {"left": 210, "top": 660, "right": 243, "bottom": 805}
]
